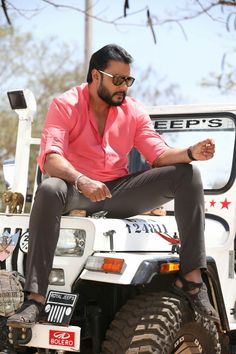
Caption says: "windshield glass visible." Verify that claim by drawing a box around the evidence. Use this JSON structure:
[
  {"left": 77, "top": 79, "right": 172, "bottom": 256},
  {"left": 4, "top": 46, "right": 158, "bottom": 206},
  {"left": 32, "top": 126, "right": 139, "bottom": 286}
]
[{"left": 129, "top": 114, "right": 235, "bottom": 190}]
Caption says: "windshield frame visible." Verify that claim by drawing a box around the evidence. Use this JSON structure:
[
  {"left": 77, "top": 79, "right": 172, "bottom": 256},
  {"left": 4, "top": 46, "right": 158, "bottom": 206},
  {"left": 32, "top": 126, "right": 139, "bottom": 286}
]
[{"left": 149, "top": 111, "right": 236, "bottom": 195}]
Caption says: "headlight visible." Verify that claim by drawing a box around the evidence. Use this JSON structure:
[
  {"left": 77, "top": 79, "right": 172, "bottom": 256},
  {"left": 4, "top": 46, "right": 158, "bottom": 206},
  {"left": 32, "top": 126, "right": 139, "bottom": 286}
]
[{"left": 55, "top": 229, "right": 86, "bottom": 256}]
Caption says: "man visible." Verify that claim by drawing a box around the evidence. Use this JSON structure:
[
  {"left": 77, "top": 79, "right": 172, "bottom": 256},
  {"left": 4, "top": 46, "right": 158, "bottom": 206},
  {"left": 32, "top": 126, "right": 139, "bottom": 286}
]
[{"left": 7, "top": 44, "right": 218, "bottom": 327}]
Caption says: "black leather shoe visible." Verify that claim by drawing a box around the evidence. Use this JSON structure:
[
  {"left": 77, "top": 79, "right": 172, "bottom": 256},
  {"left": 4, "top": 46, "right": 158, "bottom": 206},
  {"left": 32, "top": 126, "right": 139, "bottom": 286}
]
[{"left": 7, "top": 299, "right": 44, "bottom": 328}]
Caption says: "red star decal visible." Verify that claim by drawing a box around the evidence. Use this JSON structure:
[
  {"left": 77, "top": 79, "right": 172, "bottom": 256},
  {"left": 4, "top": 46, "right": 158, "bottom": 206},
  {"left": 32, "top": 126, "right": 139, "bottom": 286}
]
[
  {"left": 210, "top": 200, "right": 216, "bottom": 207},
  {"left": 220, "top": 198, "right": 231, "bottom": 209}
]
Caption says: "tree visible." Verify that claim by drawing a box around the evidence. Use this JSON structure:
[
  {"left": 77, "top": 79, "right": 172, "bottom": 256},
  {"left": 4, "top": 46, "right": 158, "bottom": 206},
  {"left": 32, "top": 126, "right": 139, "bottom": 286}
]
[
  {"left": 0, "top": 27, "right": 84, "bottom": 205},
  {"left": 201, "top": 50, "right": 236, "bottom": 93},
  {"left": 0, "top": 27, "right": 34, "bottom": 190},
  {"left": 0, "top": 27, "right": 33, "bottom": 90},
  {"left": 2, "top": 1, "right": 236, "bottom": 100},
  {"left": 2, "top": 1, "right": 236, "bottom": 43}
]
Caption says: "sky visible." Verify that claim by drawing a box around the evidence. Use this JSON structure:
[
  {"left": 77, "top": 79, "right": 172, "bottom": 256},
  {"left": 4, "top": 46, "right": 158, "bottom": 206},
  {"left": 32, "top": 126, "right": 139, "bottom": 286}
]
[{"left": 4, "top": 0, "right": 236, "bottom": 105}]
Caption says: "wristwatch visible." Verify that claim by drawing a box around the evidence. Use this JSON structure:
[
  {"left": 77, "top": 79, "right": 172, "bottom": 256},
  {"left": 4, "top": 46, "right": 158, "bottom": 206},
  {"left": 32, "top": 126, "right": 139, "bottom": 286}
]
[{"left": 187, "top": 147, "right": 197, "bottom": 161}]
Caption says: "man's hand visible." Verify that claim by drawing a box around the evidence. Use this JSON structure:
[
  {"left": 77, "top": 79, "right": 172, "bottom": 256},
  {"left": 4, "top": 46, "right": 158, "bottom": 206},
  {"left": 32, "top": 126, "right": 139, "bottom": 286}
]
[
  {"left": 191, "top": 139, "right": 215, "bottom": 161},
  {"left": 78, "top": 176, "right": 112, "bottom": 202}
]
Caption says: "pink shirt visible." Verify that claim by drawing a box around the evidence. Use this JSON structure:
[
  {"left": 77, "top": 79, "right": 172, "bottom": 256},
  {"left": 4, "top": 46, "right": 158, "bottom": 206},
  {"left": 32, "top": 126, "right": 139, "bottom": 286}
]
[{"left": 38, "top": 83, "right": 169, "bottom": 182}]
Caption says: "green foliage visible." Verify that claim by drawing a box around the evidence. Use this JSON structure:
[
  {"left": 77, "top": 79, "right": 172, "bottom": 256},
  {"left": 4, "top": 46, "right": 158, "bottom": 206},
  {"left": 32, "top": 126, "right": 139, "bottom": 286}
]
[
  {"left": 202, "top": 50, "right": 236, "bottom": 94},
  {"left": 132, "top": 65, "right": 182, "bottom": 105},
  {"left": 0, "top": 27, "right": 84, "bottom": 203},
  {"left": 0, "top": 26, "right": 33, "bottom": 89}
]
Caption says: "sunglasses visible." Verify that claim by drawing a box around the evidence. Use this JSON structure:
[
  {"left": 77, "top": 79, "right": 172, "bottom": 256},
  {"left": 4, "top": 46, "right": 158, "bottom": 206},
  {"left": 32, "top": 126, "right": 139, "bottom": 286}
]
[{"left": 98, "top": 70, "right": 135, "bottom": 87}]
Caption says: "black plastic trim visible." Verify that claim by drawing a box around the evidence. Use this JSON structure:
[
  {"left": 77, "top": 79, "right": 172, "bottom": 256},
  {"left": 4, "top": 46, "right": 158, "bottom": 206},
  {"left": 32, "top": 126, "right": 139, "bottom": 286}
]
[
  {"left": 205, "top": 213, "right": 230, "bottom": 232},
  {"left": 166, "top": 210, "right": 230, "bottom": 232},
  {"left": 205, "top": 257, "right": 230, "bottom": 332},
  {"left": 131, "top": 256, "right": 179, "bottom": 285}
]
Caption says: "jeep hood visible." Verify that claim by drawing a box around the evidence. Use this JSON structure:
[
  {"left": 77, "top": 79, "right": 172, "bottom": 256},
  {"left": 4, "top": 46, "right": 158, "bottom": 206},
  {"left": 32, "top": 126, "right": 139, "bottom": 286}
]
[{"left": 90, "top": 214, "right": 229, "bottom": 252}]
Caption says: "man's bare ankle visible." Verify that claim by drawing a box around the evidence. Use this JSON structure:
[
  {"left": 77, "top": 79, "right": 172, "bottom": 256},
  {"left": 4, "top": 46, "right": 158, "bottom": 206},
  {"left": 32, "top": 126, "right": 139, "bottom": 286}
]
[{"left": 28, "top": 293, "right": 45, "bottom": 305}]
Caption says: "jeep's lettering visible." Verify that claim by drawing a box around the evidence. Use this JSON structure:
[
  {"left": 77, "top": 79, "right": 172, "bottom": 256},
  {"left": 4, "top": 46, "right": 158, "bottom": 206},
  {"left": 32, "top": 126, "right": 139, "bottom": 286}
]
[{"left": 154, "top": 118, "right": 224, "bottom": 131}]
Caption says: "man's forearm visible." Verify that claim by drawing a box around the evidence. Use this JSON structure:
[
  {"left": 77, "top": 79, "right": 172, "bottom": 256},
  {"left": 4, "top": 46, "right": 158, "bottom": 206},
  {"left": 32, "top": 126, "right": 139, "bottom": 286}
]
[
  {"left": 153, "top": 148, "right": 191, "bottom": 167},
  {"left": 153, "top": 138, "right": 215, "bottom": 167},
  {"left": 44, "top": 153, "right": 82, "bottom": 184}
]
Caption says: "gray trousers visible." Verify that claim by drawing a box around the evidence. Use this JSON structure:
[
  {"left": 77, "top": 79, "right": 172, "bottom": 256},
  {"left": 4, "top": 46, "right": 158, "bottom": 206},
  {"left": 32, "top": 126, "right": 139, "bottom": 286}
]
[{"left": 25, "top": 163, "right": 206, "bottom": 297}]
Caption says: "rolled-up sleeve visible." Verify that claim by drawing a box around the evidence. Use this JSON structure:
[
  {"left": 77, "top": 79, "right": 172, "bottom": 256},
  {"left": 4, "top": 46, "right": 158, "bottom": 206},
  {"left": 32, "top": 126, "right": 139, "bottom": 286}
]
[
  {"left": 134, "top": 109, "right": 169, "bottom": 165},
  {"left": 37, "top": 99, "right": 70, "bottom": 173}
]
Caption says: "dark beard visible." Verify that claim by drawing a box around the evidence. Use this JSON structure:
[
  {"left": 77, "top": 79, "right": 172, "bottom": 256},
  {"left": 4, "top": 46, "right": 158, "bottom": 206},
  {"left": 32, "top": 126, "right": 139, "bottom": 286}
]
[{"left": 97, "top": 83, "right": 126, "bottom": 106}]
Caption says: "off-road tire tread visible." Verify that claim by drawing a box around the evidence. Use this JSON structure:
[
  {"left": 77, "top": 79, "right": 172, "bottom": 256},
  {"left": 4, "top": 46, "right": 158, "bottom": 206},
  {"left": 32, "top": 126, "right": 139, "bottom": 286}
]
[{"left": 101, "top": 291, "right": 221, "bottom": 354}]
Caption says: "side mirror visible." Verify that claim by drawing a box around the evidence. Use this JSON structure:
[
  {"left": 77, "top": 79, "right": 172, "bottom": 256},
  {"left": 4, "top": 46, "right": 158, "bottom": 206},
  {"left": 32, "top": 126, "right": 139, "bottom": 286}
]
[
  {"left": 4, "top": 89, "right": 37, "bottom": 202},
  {"left": 7, "top": 89, "right": 37, "bottom": 121},
  {"left": 7, "top": 90, "right": 27, "bottom": 110}
]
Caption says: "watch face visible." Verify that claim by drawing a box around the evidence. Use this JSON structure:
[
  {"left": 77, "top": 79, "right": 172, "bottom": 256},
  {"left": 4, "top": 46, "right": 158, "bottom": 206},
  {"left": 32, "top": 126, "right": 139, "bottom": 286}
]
[
  {"left": 7, "top": 90, "right": 27, "bottom": 110},
  {"left": 19, "top": 232, "right": 29, "bottom": 253}
]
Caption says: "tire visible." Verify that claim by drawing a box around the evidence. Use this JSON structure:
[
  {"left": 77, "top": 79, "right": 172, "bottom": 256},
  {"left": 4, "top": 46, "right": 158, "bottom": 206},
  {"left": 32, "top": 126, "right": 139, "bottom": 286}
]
[
  {"left": 102, "top": 292, "right": 221, "bottom": 354},
  {"left": 230, "top": 345, "right": 236, "bottom": 354}
]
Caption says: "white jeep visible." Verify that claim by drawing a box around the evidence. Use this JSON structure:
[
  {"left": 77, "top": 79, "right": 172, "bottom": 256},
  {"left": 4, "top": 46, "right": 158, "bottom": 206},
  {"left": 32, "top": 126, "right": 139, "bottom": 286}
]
[{"left": 0, "top": 90, "right": 236, "bottom": 354}]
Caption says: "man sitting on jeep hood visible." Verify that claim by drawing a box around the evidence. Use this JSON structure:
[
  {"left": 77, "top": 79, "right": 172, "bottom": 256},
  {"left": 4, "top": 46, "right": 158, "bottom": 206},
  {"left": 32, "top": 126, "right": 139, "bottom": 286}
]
[{"left": 7, "top": 44, "right": 219, "bottom": 327}]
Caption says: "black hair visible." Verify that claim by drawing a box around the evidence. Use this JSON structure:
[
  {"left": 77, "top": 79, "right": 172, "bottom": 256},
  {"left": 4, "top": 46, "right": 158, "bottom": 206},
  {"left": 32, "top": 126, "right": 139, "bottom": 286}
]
[{"left": 86, "top": 44, "right": 134, "bottom": 83}]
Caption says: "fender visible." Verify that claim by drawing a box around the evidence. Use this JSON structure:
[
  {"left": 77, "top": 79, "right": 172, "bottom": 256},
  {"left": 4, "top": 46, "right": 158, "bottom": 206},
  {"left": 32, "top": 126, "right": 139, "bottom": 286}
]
[
  {"left": 131, "top": 256, "right": 179, "bottom": 285},
  {"left": 131, "top": 255, "right": 229, "bottom": 333}
]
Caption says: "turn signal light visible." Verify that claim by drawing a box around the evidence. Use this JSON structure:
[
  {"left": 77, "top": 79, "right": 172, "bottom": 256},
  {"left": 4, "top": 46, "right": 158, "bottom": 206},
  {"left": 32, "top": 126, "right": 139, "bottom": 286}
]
[
  {"left": 160, "top": 262, "right": 180, "bottom": 273},
  {"left": 102, "top": 258, "right": 124, "bottom": 273},
  {"left": 85, "top": 256, "right": 125, "bottom": 274}
]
